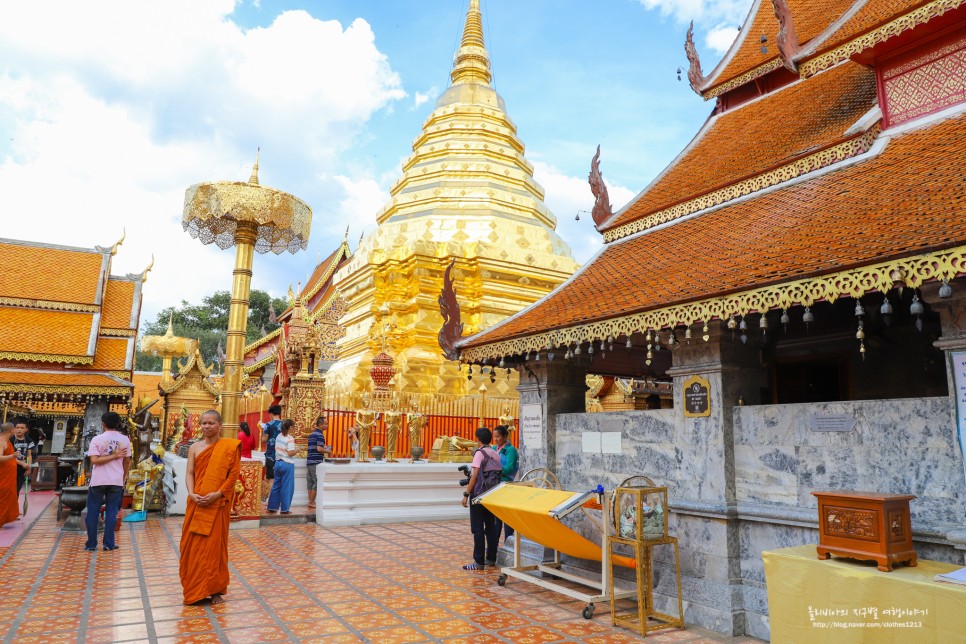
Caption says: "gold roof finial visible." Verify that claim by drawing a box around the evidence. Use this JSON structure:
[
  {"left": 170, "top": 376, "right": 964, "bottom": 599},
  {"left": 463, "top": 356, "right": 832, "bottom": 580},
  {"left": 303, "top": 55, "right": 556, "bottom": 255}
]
[
  {"left": 165, "top": 311, "right": 175, "bottom": 337},
  {"left": 140, "top": 254, "right": 155, "bottom": 282},
  {"left": 343, "top": 224, "right": 350, "bottom": 244},
  {"left": 451, "top": 0, "right": 491, "bottom": 86},
  {"left": 110, "top": 228, "right": 126, "bottom": 256},
  {"left": 249, "top": 147, "right": 260, "bottom": 185}
]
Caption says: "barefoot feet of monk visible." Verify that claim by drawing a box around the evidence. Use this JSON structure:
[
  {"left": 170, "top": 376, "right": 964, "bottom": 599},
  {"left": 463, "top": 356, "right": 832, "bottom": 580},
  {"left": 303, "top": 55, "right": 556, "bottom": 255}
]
[{"left": 210, "top": 594, "right": 225, "bottom": 605}]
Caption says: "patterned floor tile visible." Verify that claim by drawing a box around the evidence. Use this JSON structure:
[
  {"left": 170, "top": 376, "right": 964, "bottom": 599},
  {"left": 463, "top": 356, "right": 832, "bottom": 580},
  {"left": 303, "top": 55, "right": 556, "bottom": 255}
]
[{"left": 1, "top": 505, "right": 763, "bottom": 644}]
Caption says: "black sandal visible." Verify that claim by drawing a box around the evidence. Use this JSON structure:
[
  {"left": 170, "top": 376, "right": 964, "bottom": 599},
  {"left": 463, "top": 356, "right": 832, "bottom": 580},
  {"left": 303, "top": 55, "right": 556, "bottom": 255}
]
[{"left": 462, "top": 563, "right": 485, "bottom": 571}]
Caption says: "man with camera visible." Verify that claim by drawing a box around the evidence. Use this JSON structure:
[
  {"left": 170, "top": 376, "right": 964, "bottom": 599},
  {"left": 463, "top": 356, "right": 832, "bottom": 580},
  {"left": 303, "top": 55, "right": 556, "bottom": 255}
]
[{"left": 459, "top": 427, "right": 503, "bottom": 571}]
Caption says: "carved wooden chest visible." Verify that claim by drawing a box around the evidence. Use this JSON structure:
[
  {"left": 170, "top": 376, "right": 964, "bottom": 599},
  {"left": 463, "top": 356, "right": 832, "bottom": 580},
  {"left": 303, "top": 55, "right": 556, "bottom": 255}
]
[{"left": 812, "top": 491, "right": 917, "bottom": 572}]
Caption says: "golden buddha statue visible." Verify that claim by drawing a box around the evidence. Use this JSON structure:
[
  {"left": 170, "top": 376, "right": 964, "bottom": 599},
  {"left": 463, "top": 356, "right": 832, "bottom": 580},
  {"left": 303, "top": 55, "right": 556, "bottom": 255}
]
[
  {"left": 354, "top": 393, "right": 377, "bottom": 463},
  {"left": 406, "top": 396, "right": 427, "bottom": 460},
  {"left": 383, "top": 394, "right": 403, "bottom": 463},
  {"left": 498, "top": 402, "right": 515, "bottom": 431}
]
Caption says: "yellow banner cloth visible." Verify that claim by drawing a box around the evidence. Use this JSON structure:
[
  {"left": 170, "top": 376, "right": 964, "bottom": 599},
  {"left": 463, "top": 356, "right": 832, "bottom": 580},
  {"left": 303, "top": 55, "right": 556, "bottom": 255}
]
[
  {"left": 481, "top": 485, "right": 635, "bottom": 568},
  {"left": 764, "top": 544, "right": 966, "bottom": 643}
]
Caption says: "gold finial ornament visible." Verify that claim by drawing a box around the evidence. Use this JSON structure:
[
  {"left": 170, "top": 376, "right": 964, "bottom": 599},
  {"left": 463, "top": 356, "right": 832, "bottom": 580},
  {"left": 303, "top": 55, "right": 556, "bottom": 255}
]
[
  {"left": 183, "top": 157, "right": 312, "bottom": 437},
  {"left": 110, "top": 228, "right": 126, "bottom": 256},
  {"left": 140, "top": 312, "right": 195, "bottom": 385},
  {"left": 249, "top": 148, "right": 260, "bottom": 185},
  {"left": 452, "top": 0, "right": 491, "bottom": 86},
  {"left": 140, "top": 254, "right": 155, "bottom": 282}
]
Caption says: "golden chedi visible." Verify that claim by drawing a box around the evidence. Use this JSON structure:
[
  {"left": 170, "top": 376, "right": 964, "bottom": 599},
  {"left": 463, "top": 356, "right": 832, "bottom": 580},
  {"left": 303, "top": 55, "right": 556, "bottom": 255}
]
[{"left": 326, "top": 0, "right": 578, "bottom": 399}]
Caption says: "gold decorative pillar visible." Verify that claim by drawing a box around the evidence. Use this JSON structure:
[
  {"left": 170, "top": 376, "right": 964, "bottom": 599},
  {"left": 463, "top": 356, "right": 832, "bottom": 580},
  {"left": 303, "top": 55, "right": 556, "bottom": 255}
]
[
  {"left": 221, "top": 221, "right": 257, "bottom": 438},
  {"left": 182, "top": 154, "right": 313, "bottom": 439}
]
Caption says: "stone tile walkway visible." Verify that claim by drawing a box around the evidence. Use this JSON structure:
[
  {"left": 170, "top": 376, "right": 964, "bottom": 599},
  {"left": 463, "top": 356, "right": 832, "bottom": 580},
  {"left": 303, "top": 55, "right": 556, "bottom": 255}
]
[{"left": 0, "top": 498, "right": 764, "bottom": 643}]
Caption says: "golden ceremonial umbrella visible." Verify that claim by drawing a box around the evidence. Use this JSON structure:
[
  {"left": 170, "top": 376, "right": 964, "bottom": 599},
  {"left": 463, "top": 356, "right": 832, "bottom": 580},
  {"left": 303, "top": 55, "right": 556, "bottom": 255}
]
[{"left": 182, "top": 152, "right": 312, "bottom": 438}]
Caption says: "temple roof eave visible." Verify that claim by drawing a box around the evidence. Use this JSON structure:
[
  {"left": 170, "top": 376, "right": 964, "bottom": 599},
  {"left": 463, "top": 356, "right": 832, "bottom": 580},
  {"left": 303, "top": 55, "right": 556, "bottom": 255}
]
[{"left": 457, "top": 112, "right": 966, "bottom": 361}]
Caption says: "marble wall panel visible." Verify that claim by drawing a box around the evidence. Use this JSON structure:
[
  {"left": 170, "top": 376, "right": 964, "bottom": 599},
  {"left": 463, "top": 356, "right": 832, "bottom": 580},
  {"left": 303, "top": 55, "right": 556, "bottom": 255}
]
[{"left": 734, "top": 397, "right": 966, "bottom": 527}]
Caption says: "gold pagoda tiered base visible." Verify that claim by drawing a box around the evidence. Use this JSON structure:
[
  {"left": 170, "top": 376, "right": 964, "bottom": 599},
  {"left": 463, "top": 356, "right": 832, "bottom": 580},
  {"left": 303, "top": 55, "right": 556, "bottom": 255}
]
[{"left": 607, "top": 535, "right": 684, "bottom": 637}]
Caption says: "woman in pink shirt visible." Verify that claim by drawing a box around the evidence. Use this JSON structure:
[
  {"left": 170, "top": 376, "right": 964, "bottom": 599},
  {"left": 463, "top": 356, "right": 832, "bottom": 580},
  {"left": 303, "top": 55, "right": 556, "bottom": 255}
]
[{"left": 237, "top": 422, "right": 255, "bottom": 459}]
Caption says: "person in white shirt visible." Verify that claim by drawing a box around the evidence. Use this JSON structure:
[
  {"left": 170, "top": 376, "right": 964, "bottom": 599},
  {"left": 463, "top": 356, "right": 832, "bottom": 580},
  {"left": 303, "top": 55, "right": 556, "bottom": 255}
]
[{"left": 266, "top": 419, "right": 297, "bottom": 514}]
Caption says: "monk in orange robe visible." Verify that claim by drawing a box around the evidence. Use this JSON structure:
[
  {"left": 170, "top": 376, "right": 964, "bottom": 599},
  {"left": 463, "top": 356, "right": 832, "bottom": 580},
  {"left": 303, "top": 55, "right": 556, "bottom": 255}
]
[
  {"left": 180, "top": 410, "right": 241, "bottom": 605},
  {"left": 0, "top": 422, "right": 23, "bottom": 527}
]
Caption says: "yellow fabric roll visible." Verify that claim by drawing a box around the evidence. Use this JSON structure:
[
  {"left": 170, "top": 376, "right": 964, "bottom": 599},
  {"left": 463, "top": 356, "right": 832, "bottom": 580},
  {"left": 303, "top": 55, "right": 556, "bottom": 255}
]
[
  {"left": 481, "top": 485, "right": 635, "bottom": 568},
  {"left": 764, "top": 544, "right": 966, "bottom": 643}
]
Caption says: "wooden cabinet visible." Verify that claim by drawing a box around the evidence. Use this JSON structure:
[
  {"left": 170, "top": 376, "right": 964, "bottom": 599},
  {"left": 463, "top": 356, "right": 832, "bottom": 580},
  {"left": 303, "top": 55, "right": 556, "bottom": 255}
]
[
  {"left": 812, "top": 490, "right": 917, "bottom": 572},
  {"left": 31, "top": 456, "right": 59, "bottom": 491}
]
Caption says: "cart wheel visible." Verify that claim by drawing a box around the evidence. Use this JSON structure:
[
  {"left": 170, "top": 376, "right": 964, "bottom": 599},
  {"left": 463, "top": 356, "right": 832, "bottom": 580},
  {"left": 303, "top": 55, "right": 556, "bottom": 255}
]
[
  {"left": 582, "top": 604, "right": 594, "bottom": 619},
  {"left": 497, "top": 574, "right": 507, "bottom": 586}
]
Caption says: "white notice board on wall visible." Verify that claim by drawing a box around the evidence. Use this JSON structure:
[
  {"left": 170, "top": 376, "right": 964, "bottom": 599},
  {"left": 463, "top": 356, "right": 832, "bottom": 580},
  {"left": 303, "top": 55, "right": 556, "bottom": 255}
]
[
  {"left": 952, "top": 351, "right": 966, "bottom": 482},
  {"left": 520, "top": 403, "right": 544, "bottom": 450}
]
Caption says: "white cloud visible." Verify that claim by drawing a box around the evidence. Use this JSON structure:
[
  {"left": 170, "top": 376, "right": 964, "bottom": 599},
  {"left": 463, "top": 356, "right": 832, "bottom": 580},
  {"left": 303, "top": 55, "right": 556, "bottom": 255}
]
[
  {"left": 637, "top": 0, "right": 749, "bottom": 24},
  {"left": 637, "top": 1, "right": 748, "bottom": 67},
  {"left": 0, "top": 1, "right": 406, "bottom": 323},
  {"left": 706, "top": 25, "right": 741, "bottom": 54},
  {"left": 413, "top": 88, "right": 437, "bottom": 109},
  {"left": 532, "top": 161, "right": 635, "bottom": 265}
]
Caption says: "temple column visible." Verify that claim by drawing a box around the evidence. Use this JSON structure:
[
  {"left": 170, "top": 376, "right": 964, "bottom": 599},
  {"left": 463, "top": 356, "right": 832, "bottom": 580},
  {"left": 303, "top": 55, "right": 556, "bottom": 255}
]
[
  {"left": 82, "top": 399, "right": 110, "bottom": 455},
  {"left": 663, "top": 322, "right": 763, "bottom": 636},
  {"left": 515, "top": 357, "right": 587, "bottom": 474},
  {"left": 922, "top": 279, "right": 966, "bottom": 555},
  {"left": 503, "top": 356, "right": 587, "bottom": 567}
]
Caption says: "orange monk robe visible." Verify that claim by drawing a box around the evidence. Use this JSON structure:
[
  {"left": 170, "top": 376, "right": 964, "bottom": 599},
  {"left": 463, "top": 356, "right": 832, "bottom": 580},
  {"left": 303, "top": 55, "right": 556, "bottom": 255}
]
[
  {"left": 0, "top": 442, "right": 19, "bottom": 527},
  {"left": 179, "top": 438, "right": 241, "bottom": 604}
]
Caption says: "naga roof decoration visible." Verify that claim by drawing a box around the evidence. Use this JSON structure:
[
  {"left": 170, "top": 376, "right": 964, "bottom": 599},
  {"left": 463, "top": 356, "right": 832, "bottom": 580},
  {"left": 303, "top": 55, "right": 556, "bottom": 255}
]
[
  {"left": 458, "top": 105, "right": 966, "bottom": 362},
  {"left": 698, "top": 0, "right": 856, "bottom": 99}
]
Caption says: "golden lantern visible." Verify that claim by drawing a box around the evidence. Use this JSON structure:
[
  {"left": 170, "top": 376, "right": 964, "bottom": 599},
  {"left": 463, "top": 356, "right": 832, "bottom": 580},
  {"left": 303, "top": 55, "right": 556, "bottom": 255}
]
[{"left": 182, "top": 153, "right": 312, "bottom": 438}]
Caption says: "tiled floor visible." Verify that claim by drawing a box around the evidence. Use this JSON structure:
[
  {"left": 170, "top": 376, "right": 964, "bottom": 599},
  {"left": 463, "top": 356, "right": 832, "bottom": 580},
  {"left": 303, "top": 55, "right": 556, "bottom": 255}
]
[{"left": 0, "top": 498, "right": 764, "bottom": 643}]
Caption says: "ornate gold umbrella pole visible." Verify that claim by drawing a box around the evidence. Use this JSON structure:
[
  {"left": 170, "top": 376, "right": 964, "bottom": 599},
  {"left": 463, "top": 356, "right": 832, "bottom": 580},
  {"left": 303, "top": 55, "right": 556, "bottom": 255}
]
[{"left": 182, "top": 152, "right": 312, "bottom": 438}]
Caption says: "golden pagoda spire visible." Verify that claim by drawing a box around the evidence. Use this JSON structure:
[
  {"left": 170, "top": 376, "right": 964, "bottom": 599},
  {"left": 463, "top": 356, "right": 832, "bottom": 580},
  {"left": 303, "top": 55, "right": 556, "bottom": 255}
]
[
  {"left": 451, "top": 0, "right": 491, "bottom": 86},
  {"left": 248, "top": 148, "right": 260, "bottom": 185}
]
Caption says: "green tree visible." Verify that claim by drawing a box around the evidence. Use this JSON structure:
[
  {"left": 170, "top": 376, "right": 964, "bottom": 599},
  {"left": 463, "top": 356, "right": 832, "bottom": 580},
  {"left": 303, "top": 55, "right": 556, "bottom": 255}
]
[{"left": 135, "top": 290, "right": 288, "bottom": 372}]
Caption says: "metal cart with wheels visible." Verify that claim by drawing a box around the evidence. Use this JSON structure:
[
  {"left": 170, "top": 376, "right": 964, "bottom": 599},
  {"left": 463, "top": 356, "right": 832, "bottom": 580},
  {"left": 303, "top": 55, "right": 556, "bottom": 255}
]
[{"left": 476, "top": 468, "right": 638, "bottom": 619}]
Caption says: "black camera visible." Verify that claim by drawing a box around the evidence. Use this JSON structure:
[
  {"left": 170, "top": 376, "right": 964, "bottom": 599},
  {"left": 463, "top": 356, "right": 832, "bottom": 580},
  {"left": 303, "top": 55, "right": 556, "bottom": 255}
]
[{"left": 457, "top": 464, "right": 471, "bottom": 487}]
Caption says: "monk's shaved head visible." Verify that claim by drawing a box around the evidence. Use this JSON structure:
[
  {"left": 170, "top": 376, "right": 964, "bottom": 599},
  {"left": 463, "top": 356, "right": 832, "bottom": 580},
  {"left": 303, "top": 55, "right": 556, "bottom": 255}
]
[{"left": 201, "top": 410, "right": 222, "bottom": 423}]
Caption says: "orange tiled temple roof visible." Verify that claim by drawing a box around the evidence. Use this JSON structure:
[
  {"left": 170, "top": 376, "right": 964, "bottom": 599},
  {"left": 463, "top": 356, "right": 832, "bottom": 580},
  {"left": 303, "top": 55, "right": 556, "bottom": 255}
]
[
  {"left": 604, "top": 62, "right": 877, "bottom": 234},
  {"left": 461, "top": 113, "right": 966, "bottom": 350},
  {"left": 0, "top": 370, "right": 129, "bottom": 388},
  {"left": 0, "top": 307, "right": 96, "bottom": 360},
  {"left": 701, "top": 0, "right": 855, "bottom": 97},
  {"left": 91, "top": 337, "right": 132, "bottom": 371},
  {"left": 132, "top": 372, "right": 163, "bottom": 405},
  {"left": 0, "top": 240, "right": 108, "bottom": 307},
  {"left": 100, "top": 279, "right": 138, "bottom": 330},
  {"left": 815, "top": 0, "right": 947, "bottom": 55}
]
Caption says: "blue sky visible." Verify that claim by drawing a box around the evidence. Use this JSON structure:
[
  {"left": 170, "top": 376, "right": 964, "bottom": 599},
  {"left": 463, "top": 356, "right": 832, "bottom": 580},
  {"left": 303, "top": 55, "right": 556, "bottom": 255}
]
[{"left": 0, "top": 1, "right": 746, "bottom": 323}]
